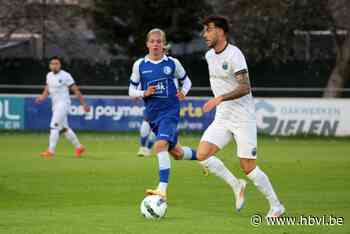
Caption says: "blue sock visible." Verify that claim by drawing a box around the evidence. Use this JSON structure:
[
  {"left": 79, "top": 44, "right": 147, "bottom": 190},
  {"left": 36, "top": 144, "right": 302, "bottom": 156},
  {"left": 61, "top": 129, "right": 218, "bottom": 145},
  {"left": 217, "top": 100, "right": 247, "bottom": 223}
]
[
  {"left": 146, "top": 139, "right": 155, "bottom": 149},
  {"left": 159, "top": 168, "right": 170, "bottom": 183},
  {"left": 140, "top": 136, "right": 148, "bottom": 147},
  {"left": 190, "top": 149, "right": 197, "bottom": 160},
  {"left": 146, "top": 132, "right": 156, "bottom": 149},
  {"left": 181, "top": 146, "right": 197, "bottom": 160}
]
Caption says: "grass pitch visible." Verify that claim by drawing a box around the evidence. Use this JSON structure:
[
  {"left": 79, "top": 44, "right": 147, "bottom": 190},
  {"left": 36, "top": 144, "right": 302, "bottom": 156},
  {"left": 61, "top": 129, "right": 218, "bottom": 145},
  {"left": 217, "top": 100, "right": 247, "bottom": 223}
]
[{"left": 0, "top": 132, "right": 349, "bottom": 234}]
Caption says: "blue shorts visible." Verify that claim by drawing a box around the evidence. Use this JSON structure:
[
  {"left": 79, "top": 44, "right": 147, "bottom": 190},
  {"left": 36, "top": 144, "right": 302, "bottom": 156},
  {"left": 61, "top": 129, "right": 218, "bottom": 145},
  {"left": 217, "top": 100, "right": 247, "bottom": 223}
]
[{"left": 149, "top": 115, "right": 179, "bottom": 150}]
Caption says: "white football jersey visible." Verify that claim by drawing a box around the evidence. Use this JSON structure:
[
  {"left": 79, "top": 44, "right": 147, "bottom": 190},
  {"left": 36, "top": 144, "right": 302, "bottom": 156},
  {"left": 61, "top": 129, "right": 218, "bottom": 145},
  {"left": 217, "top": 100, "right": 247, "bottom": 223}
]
[
  {"left": 205, "top": 44, "right": 256, "bottom": 123},
  {"left": 46, "top": 70, "right": 74, "bottom": 107}
]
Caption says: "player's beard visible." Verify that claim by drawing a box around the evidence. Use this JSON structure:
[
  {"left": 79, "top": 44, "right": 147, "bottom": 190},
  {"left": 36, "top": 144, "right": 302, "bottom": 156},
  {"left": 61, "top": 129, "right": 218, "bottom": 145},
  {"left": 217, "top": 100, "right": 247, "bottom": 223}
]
[
  {"left": 208, "top": 37, "right": 218, "bottom": 49},
  {"left": 52, "top": 69, "right": 60, "bottom": 74}
]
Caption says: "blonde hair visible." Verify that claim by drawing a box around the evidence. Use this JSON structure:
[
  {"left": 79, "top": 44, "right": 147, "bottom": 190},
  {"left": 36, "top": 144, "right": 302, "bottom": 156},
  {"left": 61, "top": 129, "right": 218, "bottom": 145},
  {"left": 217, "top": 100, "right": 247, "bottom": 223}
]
[{"left": 146, "top": 28, "right": 167, "bottom": 45}]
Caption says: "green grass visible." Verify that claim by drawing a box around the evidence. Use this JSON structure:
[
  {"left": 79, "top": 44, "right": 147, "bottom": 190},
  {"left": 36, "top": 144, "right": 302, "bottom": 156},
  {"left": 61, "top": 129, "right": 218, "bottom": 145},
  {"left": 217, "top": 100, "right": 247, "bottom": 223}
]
[{"left": 0, "top": 132, "right": 349, "bottom": 234}]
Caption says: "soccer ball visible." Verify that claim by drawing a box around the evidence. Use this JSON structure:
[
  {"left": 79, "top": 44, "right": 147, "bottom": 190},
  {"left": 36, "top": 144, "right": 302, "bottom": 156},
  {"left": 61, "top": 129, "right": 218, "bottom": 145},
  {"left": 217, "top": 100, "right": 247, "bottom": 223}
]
[{"left": 140, "top": 195, "right": 167, "bottom": 219}]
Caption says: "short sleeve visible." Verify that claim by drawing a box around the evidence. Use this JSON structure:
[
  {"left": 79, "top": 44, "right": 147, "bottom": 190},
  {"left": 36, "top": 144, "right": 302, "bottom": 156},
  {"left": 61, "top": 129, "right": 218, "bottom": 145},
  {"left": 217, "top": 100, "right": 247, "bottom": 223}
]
[
  {"left": 172, "top": 57, "right": 187, "bottom": 81},
  {"left": 130, "top": 59, "right": 142, "bottom": 86},
  {"left": 65, "top": 73, "right": 75, "bottom": 87},
  {"left": 232, "top": 47, "right": 248, "bottom": 75}
]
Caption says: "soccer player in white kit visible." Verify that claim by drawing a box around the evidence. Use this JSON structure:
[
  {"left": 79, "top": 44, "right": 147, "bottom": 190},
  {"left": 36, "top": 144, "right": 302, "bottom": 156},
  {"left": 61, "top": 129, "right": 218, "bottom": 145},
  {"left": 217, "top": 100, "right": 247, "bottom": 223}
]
[
  {"left": 36, "top": 57, "right": 90, "bottom": 158},
  {"left": 198, "top": 16, "right": 285, "bottom": 217}
]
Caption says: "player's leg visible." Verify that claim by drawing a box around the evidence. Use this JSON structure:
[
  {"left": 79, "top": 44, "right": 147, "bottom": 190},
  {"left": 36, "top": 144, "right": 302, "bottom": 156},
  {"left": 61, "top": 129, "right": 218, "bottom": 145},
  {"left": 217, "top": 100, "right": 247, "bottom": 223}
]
[
  {"left": 63, "top": 128, "right": 82, "bottom": 148},
  {"left": 151, "top": 139, "right": 170, "bottom": 197},
  {"left": 146, "top": 131, "right": 156, "bottom": 151},
  {"left": 41, "top": 105, "right": 66, "bottom": 157},
  {"left": 234, "top": 123, "right": 284, "bottom": 217},
  {"left": 169, "top": 143, "right": 197, "bottom": 161},
  {"left": 145, "top": 119, "right": 173, "bottom": 199},
  {"left": 138, "top": 119, "right": 152, "bottom": 156},
  {"left": 62, "top": 117, "right": 85, "bottom": 157},
  {"left": 167, "top": 128, "right": 197, "bottom": 161},
  {"left": 197, "top": 121, "right": 247, "bottom": 211}
]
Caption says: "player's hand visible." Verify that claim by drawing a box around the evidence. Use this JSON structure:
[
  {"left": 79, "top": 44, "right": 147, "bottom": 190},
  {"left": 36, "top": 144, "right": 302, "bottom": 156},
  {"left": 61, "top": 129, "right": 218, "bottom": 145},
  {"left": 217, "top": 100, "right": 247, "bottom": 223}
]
[
  {"left": 144, "top": 85, "right": 157, "bottom": 97},
  {"left": 35, "top": 95, "right": 46, "bottom": 104},
  {"left": 83, "top": 104, "right": 91, "bottom": 113},
  {"left": 176, "top": 91, "right": 186, "bottom": 101},
  {"left": 203, "top": 96, "right": 223, "bottom": 113}
]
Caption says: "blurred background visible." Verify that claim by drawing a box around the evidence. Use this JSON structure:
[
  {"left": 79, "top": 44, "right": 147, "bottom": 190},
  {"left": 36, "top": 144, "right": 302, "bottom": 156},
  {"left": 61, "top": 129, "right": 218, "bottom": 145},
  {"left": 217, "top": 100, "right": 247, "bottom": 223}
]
[{"left": 1, "top": 0, "right": 350, "bottom": 97}]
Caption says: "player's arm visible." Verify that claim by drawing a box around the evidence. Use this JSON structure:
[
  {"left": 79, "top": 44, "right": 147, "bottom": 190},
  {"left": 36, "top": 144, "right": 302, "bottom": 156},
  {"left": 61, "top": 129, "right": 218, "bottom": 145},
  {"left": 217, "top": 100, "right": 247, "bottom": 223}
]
[
  {"left": 35, "top": 85, "right": 49, "bottom": 104},
  {"left": 128, "top": 83, "right": 156, "bottom": 98},
  {"left": 221, "top": 71, "right": 251, "bottom": 101},
  {"left": 128, "top": 60, "right": 156, "bottom": 98},
  {"left": 173, "top": 58, "right": 192, "bottom": 100},
  {"left": 203, "top": 71, "right": 250, "bottom": 112},
  {"left": 176, "top": 76, "right": 192, "bottom": 101},
  {"left": 70, "top": 84, "right": 90, "bottom": 112}
]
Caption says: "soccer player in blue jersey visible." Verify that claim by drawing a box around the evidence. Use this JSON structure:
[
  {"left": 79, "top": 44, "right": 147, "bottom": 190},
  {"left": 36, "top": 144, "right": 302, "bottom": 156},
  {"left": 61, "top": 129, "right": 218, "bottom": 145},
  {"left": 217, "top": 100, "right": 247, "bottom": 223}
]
[{"left": 128, "top": 28, "right": 197, "bottom": 199}]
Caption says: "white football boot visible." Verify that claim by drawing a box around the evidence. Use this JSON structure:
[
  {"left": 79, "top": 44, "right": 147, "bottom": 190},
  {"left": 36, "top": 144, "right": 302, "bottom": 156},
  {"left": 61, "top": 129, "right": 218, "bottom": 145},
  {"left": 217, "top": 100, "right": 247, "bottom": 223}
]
[
  {"left": 234, "top": 179, "right": 247, "bottom": 212},
  {"left": 266, "top": 203, "right": 285, "bottom": 218},
  {"left": 137, "top": 147, "right": 151, "bottom": 157}
]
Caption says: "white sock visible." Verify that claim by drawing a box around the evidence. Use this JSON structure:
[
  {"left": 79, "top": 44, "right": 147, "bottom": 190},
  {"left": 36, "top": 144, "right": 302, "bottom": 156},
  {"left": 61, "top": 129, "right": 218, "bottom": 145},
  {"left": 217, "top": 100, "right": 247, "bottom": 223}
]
[
  {"left": 48, "top": 129, "right": 60, "bottom": 153},
  {"left": 200, "top": 156, "right": 240, "bottom": 191},
  {"left": 140, "top": 120, "right": 151, "bottom": 136},
  {"left": 64, "top": 128, "right": 81, "bottom": 148},
  {"left": 156, "top": 151, "right": 171, "bottom": 193},
  {"left": 181, "top": 146, "right": 197, "bottom": 160},
  {"left": 157, "top": 182, "right": 168, "bottom": 193},
  {"left": 140, "top": 120, "right": 151, "bottom": 147},
  {"left": 146, "top": 131, "right": 156, "bottom": 149},
  {"left": 247, "top": 166, "right": 280, "bottom": 207}
]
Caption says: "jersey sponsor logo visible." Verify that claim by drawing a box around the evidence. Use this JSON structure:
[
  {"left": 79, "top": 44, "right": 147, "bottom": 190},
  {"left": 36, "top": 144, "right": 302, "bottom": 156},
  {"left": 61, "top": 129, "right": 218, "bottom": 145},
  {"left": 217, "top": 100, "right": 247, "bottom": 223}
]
[
  {"left": 59, "top": 79, "right": 62, "bottom": 83},
  {"left": 147, "top": 78, "right": 169, "bottom": 98},
  {"left": 163, "top": 66, "right": 172, "bottom": 75},
  {"left": 222, "top": 61, "right": 229, "bottom": 70},
  {"left": 142, "top": 70, "right": 153, "bottom": 74}
]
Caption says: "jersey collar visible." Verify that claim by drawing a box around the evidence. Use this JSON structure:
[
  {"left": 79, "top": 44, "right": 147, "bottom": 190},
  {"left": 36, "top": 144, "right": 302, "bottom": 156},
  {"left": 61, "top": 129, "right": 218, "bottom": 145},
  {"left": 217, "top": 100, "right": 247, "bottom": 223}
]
[
  {"left": 52, "top": 70, "right": 62, "bottom": 75},
  {"left": 215, "top": 42, "right": 229, "bottom": 54},
  {"left": 144, "top": 55, "right": 168, "bottom": 63}
]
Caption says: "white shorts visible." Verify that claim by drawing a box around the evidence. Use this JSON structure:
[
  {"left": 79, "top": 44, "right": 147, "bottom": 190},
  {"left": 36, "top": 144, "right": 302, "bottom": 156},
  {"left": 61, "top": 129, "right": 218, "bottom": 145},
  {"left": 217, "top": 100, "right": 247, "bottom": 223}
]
[
  {"left": 50, "top": 103, "right": 69, "bottom": 130},
  {"left": 201, "top": 120, "right": 258, "bottom": 159}
]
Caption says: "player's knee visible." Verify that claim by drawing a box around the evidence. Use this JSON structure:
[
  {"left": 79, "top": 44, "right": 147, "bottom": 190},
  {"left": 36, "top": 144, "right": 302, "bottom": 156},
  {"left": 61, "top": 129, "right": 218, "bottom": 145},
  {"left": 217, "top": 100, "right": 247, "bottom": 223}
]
[
  {"left": 196, "top": 150, "right": 210, "bottom": 161},
  {"left": 241, "top": 166, "right": 254, "bottom": 175},
  {"left": 196, "top": 142, "right": 216, "bottom": 161},
  {"left": 154, "top": 140, "right": 169, "bottom": 153},
  {"left": 171, "top": 151, "right": 182, "bottom": 160},
  {"left": 169, "top": 145, "right": 183, "bottom": 160},
  {"left": 240, "top": 159, "right": 256, "bottom": 174},
  {"left": 196, "top": 141, "right": 220, "bottom": 161}
]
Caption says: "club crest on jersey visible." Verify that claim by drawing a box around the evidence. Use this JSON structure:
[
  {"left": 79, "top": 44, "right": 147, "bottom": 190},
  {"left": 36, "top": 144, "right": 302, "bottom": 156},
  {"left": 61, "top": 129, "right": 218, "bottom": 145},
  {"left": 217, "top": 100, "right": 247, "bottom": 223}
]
[
  {"left": 222, "top": 61, "right": 229, "bottom": 70},
  {"left": 58, "top": 79, "right": 62, "bottom": 83},
  {"left": 251, "top": 147, "right": 257, "bottom": 157},
  {"left": 163, "top": 66, "right": 172, "bottom": 75}
]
